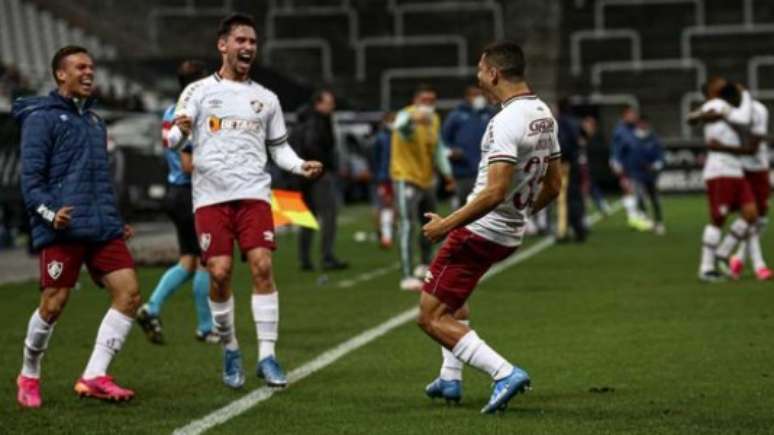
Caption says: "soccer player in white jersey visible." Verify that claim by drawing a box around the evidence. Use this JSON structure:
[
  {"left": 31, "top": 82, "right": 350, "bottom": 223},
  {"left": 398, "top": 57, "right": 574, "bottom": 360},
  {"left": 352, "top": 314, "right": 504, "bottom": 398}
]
[
  {"left": 171, "top": 14, "right": 323, "bottom": 389},
  {"left": 419, "top": 41, "right": 562, "bottom": 414},
  {"left": 692, "top": 79, "right": 761, "bottom": 282},
  {"left": 729, "top": 98, "right": 772, "bottom": 280}
]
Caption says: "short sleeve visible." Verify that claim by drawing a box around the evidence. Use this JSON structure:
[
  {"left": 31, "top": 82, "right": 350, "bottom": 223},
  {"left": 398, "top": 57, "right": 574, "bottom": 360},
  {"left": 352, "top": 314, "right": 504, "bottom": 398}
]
[
  {"left": 752, "top": 104, "right": 769, "bottom": 136},
  {"left": 487, "top": 117, "right": 521, "bottom": 165},
  {"left": 549, "top": 119, "right": 562, "bottom": 160},
  {"left": 265, "top": 94, "right": 289, "bottom": 147},
  {"left": 175, "top": 81, "right": 202, "bottom": 121}
]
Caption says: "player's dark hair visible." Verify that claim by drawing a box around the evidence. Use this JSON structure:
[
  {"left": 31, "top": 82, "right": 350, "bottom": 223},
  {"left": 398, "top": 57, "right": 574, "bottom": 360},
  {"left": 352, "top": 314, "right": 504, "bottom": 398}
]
[
  {"left": 51, "top": 45, "right": 90, "bottom": 84},
  {"left": 312, "top": 88, "right": 334, "bottom": 104},
  {"left": 414, "top": 83, "right": 436, "bottom": 96},
  {"left": 217, "top": 13, "right": 257, "bottom": 39},
  {"left": 482, "top": 40, "right": 526, "bottom": 81},
  {"left": 719, "top": 82, "right": 741, "bottom": 107},
  {"left": 177, "top": 60, "right": 207, "bottom": 90}
]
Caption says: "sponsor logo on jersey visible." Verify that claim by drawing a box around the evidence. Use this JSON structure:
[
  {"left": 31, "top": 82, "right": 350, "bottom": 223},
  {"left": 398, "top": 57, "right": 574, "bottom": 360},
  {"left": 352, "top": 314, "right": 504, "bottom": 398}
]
[
  {"left": 528, "top": 118, "right": 555, "bottom": 135},
  {"left": 200, "top": 233, "right": 212, "bottom": 251},
  {"left": 263, "top": 231, "right": 274, "bottom": 242},
  {"left": 250, "top": 100, "right": 264, "bottom": 113},
  {"left": 208, "top": 116, "right": 261, "bottom": 133},
  {"left": 206, "top": 98, "right": 223, "bottom": 108},
  {"left": 47, "top": 261, "right": 63, "bottom": 280}
]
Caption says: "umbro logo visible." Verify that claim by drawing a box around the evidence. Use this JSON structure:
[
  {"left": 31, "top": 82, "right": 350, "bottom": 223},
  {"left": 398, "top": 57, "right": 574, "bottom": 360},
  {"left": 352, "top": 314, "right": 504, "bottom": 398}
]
[
  {"left": 47, "top": 261, "right": 63, "bottom": 280},
  {"left": 263, "top": 231, "right": 274, "bottom": 242},
  {"left": 424, "top": 270, "right": 434, "bottom": 283}
]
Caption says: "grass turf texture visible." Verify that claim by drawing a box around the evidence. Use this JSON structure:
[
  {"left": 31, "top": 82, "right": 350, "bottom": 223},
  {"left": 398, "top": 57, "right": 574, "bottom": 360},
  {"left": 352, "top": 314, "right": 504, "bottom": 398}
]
[{"left": 1, "top": 196, "right": 773, "bottom": 434}]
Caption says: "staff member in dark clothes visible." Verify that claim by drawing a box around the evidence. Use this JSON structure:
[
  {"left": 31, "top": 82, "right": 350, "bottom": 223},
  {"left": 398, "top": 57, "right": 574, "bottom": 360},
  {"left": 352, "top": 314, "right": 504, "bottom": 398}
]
[
  {"left": 291, "top": 89, "right": 348, "bottom": 271},
  {"left": 557, "top": 98, "right": 587, "bottom": 242},
  {"left": 441, "top": 85, "right": 495, "bottom": 208}
]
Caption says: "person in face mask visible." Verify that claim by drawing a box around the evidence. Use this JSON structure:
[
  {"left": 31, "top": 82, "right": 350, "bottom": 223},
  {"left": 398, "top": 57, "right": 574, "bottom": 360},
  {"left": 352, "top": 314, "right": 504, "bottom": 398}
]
[
  {"left": 441, "top": 85, "right": 496, "bottom": 209},
  {"left": 391, "top": 84, "right": 455, "bottom": 291},
  {"left": 630, "top": 115, "right": 666, "bottom": 235}
]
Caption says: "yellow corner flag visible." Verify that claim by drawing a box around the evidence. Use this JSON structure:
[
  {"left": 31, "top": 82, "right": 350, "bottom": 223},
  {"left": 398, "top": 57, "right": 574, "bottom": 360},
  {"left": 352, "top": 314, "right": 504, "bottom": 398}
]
[{"left": 271, "top": 189, "right": 319, "bottom": 230}]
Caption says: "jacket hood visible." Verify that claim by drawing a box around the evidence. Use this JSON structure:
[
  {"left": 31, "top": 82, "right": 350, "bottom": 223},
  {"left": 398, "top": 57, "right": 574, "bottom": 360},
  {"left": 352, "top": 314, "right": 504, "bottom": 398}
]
[{"left": 12, "top": 90, "right": 95, "bottom": 123}]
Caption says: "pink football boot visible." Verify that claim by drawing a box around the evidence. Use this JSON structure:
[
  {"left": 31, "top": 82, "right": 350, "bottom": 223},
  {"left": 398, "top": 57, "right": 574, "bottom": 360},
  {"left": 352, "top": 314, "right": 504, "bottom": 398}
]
[
  {"left": 729, "top": 256, "right": 744, "bottom": 280},
  {"left": 17, "top": 375, "right": 42, "bottom": 408},
  {"left": 74, "top": 375, "right": 134, "bottom": 402},
  {"left": 755, "top": 267, "right": 773, "bottom": 281}
]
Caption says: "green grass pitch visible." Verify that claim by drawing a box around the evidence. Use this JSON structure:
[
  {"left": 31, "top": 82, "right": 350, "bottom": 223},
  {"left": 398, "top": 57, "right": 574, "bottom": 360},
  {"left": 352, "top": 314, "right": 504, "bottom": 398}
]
[{"left": 1, "top": 196, "right": 773, "bottom": 434}]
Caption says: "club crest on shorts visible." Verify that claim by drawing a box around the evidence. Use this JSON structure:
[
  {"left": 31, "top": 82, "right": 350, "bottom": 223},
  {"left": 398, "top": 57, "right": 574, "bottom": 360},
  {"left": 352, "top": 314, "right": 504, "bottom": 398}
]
[
  {"left": 47, "top": 261, "right": 63, "bottom": 280},
  {"left": 263, "top": 231, "right": 274, "bottom": 242},
  {"left": 200, "top": 233, "right": 212, "bottom": 251},
  {"left": 250, "top": 100, "right": 263, "bottom": 113}
]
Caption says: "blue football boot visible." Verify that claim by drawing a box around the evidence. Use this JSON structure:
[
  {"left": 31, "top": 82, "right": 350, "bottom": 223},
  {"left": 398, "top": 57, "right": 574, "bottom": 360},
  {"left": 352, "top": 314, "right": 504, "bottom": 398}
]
[
  {"left": 480, "top": 367, "right": 531, "bottom": 414},
  {"left": 257, "top": 356, "right": 288, "bottom": 387},
  {"left": 222, "top": 349, "right": 245, "bottom": 389},
  {"left": 425, "top": 377, "right": 462, "bottom": 404}
]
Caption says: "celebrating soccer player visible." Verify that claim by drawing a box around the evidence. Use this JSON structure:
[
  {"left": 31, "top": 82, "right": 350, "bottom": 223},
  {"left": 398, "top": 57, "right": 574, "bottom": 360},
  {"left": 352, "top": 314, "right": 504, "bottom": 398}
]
[
  {"left": 418, "top": 41, "right": 562, "bottom": 413},
  {"left": 14, "top": 46, "right": 141, "bottom": 407},
  {"left": 171, "top": 13, "right": 322, "bottom": 389},
  {"left": 690, "top": 79, "right": 767, "bottom": 281}
]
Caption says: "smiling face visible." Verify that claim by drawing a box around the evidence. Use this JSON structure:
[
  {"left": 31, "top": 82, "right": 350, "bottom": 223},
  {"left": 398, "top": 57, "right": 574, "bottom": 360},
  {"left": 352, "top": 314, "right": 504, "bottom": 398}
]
[
  {"left": 56, "top": 52, "right": 95, "bottom": 98},
  {"left": 218, "top": 24, "right": 257, "bottom": 80}
]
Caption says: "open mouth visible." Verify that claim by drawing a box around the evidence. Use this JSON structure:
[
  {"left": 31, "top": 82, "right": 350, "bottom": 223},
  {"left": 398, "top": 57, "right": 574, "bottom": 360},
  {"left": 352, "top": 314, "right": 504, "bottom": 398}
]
[
  {"left": 80, "top": 77, "right": 94, "bottom": 88},
  {"left": 237, "top": 52, "right": 253, "bottom": 66}
]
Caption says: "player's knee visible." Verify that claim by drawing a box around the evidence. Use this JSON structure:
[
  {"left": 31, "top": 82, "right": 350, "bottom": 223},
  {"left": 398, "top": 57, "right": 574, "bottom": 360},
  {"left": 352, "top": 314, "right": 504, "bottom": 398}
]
[
  {"left": 208, "top": 263, "right": 232, "bottom": 287},
  {"left": 39, "top": 287, "right": 70, "bottom": 322},
  {"left": 251, "top": 253, "right": 273, "bottom": 281},
  {"left": 416, "top": 309, "right": 435, "bottom": 333},
  {"left": 114, "top": 282, "right": 142, "bottom": 314}
]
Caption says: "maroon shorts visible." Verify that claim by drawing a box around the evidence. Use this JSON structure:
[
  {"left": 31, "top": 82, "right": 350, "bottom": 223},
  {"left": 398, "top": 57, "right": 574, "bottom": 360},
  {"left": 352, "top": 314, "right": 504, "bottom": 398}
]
[
  {"left": 39, "top": 238, "right": 134, "bottom": 289},
  {"left": 706, "top": 177, "right": 756, "bottom": 225},
  {"left": 194, "top": 199, "right": 276, "bottom": 265},
  {"left": 744, "top": 170, "right": 770, "bottom": 216},
  {"left": 422, "top": 228, "right": 517, "bottom": 311}
]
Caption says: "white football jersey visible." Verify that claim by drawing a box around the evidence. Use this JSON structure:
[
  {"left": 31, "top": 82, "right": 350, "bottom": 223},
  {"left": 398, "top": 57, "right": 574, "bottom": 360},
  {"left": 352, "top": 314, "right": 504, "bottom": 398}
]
[
  {"left": 701, "top": 98, "right": 745, "bottom": 180},
  {"left": 175, "top": 73, "right": 289, "bottom": 210},
  {"left": 466, "top": 94, "right": 561, "bottom": 247},
  {"left": 740, "top": 100, "right": 770, "bottom": 172}
]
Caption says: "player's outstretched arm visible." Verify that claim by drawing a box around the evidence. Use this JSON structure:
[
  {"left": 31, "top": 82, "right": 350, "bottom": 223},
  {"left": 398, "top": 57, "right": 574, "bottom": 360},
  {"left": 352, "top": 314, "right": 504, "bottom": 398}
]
[
  {"left": 269, "top": 141, "right": 323, "bottom": 179},
  {"left": 423, "top": 161, "right": 514, "bottom": 243},
  {"left": 531, "top": 158, "right": 562, "bottom": 214}
]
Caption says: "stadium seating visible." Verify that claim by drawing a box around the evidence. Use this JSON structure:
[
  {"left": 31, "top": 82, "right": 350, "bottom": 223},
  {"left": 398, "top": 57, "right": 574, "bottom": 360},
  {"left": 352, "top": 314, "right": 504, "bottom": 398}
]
[
  {"left": 0, "top": 0, "right": 149, "bottom": 107},
  {"left": 563, "top": 0, "right": 774, "bottom": 138}
]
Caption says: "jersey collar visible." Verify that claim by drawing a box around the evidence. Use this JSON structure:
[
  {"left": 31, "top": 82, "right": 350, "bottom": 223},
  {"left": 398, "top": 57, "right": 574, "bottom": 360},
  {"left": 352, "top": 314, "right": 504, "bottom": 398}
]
[{"left": 501, "top": 92, "right": 537, "bottom": 108}]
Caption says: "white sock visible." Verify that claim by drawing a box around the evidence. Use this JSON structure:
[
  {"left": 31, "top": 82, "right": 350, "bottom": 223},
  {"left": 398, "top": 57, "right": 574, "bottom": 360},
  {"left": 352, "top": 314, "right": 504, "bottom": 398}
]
[
  {"left": 82, "top": 308, "right": 133, "bottom": 379},
  {"left": 380, "top": 209, "right": 394, "bottom": 241},
  {"left": 439, "top": 320, "right": 468, "bottom": 381},
  {"left": 735, "top": 241, "right": 748, "bottom": 263},
  {"left": 210, "top": 296, "right": 239, "bottom": 351},
  {"left": 623, "top": 194, "right": 638, "bottom": 219},
  {"left": 20, "top": 310, "right": 55, "bottom": 379},
  {"left": 452, "top": 330, "right": 513, "bottom": 381},
  {"left": 251, "top": 292, "right": 278, "bottom": 360},
  {"left": 750, "top": 218, "right": 768, "bottom": 270},
  {"left": 701, "top": 225, "right": 722, "bottom": 273},
  {"left": 748, "top": 231, "right": 767, "bottom": 270},
  {"left": 716, "top": 218, "right": 748, "bottom": 259}
]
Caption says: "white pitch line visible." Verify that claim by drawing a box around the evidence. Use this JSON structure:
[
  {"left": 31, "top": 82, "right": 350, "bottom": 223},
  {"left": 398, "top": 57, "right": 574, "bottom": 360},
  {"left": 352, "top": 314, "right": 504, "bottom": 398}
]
[
  {"left": 337, "top": 262, "right": 400, "bottom": 288},
  {"left": 173, "top": 204, "right": 620, "bottom": 435}
]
